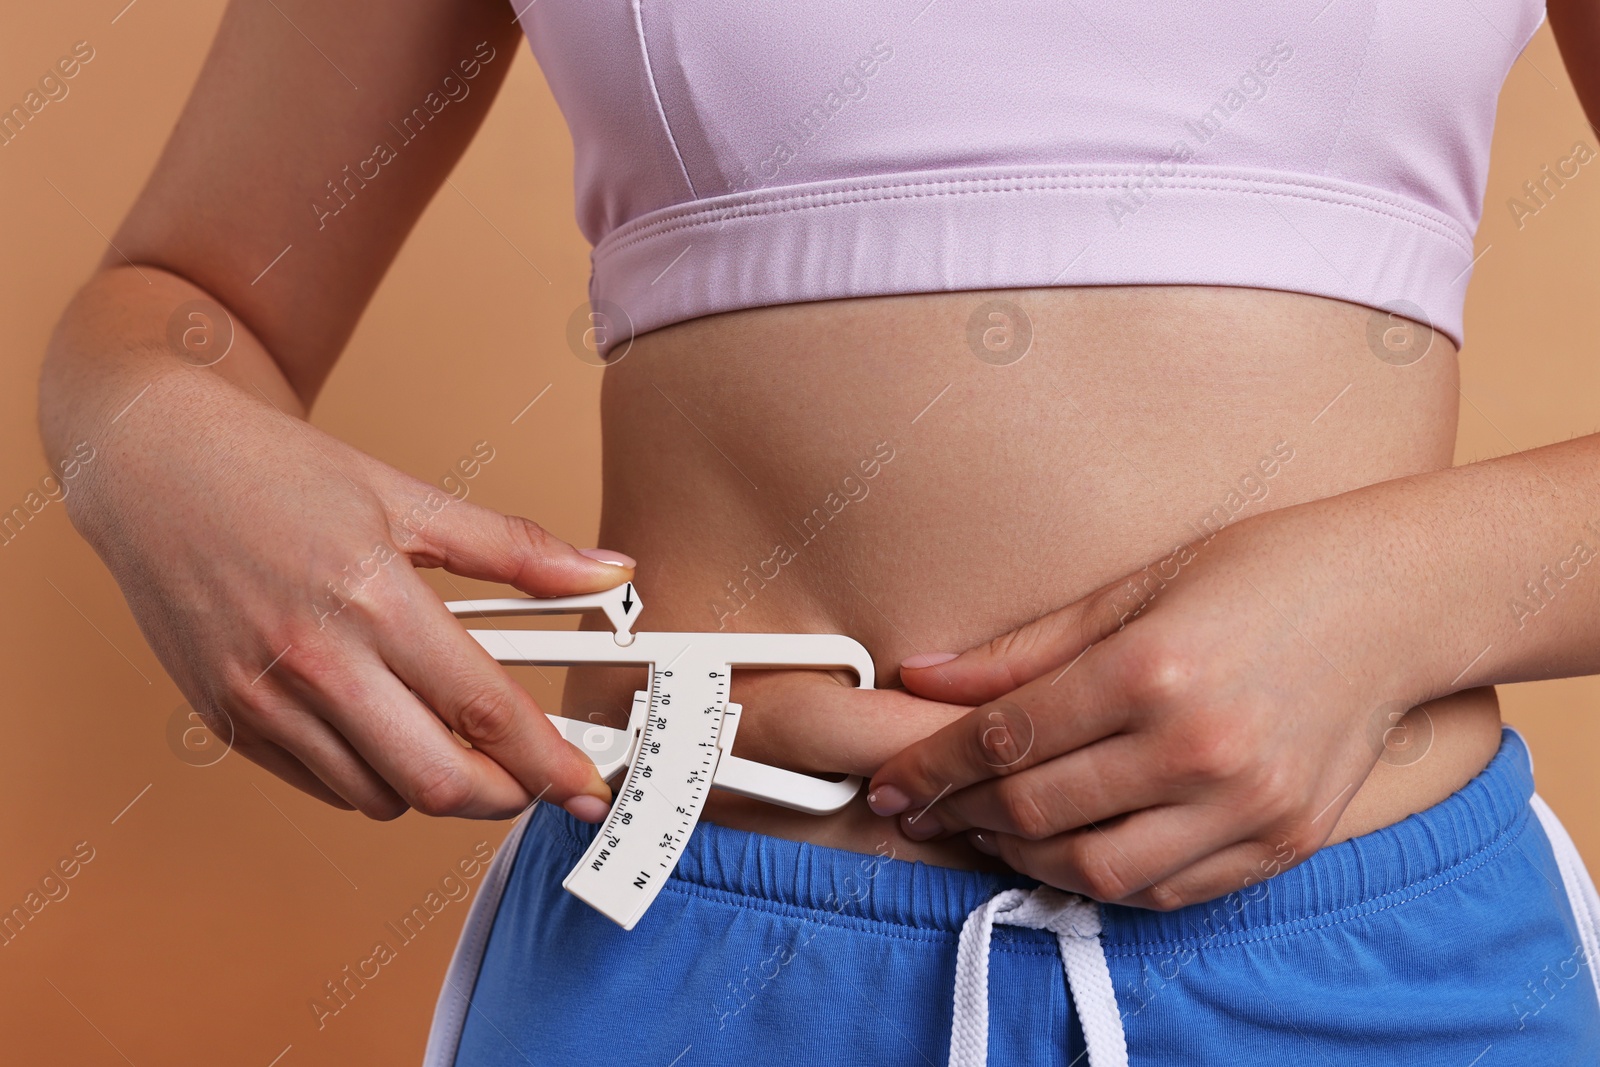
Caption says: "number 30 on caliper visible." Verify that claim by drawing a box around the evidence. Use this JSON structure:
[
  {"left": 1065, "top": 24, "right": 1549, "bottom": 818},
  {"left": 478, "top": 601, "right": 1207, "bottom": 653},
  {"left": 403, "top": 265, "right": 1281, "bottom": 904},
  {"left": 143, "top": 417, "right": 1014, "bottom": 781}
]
[{"left": 446, "top": 583, "right": 874, "bottom": 931}]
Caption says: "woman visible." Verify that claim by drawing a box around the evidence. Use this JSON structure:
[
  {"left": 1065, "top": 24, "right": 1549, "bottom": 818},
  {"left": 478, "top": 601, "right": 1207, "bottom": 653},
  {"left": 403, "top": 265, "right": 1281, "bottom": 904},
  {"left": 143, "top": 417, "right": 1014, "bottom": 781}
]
[{"left": 36, "top": 0, "right": 1600, "bottom": 1063}]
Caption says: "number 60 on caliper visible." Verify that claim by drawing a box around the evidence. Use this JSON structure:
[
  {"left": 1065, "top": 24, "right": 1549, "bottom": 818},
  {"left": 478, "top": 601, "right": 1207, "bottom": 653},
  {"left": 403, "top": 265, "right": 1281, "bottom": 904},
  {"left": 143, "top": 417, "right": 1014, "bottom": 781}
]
[{"left": 446, "top": 583, "right": 875, "bottom": 931}]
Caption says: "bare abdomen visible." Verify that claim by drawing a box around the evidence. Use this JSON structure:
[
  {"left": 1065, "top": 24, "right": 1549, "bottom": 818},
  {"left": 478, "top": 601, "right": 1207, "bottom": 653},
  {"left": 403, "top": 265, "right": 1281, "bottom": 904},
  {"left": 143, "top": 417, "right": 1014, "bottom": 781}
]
[{"left": 562, "top": 284, "right": 1502, "bottom": 869}]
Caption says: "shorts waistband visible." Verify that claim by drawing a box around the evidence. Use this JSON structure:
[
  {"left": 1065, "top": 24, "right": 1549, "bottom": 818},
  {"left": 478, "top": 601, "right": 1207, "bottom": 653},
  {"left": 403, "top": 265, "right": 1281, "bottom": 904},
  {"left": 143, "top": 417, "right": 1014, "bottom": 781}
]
[{"left": 538, "top": 726, "right": 1534, "bottom": 947}]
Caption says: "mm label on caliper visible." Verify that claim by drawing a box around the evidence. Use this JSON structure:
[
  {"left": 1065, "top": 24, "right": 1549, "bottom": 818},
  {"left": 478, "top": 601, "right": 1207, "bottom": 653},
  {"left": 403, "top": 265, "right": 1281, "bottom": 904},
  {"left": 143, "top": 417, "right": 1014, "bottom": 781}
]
[{"left": 447, "top": 584, "right": 874, "bottom": 930}]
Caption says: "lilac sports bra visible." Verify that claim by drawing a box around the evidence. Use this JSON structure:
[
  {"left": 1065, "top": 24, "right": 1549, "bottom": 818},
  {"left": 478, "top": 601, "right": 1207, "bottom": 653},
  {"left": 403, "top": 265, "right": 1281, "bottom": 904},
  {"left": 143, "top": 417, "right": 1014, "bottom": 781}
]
[{"left": 516, "top": 1, "right": 1545, "bottom": 352}]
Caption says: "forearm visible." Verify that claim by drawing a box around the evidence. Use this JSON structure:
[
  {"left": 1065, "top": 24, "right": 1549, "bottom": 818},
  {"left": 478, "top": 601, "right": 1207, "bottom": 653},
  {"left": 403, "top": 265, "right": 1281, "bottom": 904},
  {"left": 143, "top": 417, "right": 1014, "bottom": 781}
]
[
  {"left": 1326, "top": 433, "right": 1600, "bottom": 700},
  {"left": 38, "top": 265, "right": 308, "bottom": 532}
]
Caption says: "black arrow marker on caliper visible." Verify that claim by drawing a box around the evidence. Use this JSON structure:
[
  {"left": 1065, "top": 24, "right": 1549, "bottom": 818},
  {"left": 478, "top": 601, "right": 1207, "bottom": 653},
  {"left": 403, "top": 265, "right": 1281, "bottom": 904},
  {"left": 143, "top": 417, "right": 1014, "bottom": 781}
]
[{"left": 622, "top": 583, "right": 634, "bottom": 613}]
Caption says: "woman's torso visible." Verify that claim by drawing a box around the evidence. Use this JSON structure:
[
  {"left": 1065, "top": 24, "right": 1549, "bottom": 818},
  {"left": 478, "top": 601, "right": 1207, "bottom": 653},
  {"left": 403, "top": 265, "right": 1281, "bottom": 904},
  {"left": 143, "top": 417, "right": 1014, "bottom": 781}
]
[
  {"left": 527, "top": 0, "right": 1532, "bottom": 874},
  {"left": 562, "top": 284, "right": 1504, "bottom": 871}
]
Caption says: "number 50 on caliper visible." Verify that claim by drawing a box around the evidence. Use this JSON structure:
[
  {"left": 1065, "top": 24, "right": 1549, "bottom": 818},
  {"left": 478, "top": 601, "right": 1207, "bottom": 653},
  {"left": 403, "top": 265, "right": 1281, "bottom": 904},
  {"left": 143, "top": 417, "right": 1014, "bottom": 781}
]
[{"left": 446, "top": 583, "right": 875, "bottom": 931}]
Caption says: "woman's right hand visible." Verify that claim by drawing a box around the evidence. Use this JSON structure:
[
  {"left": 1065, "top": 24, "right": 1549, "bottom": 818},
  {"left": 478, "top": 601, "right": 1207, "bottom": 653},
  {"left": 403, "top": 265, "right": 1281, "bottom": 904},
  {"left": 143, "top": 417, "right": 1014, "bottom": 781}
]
[
  {"left": 35, "top": 0, "right": 623, "bottom": 822},
  {"left": 67, "top": 358, "right": 629, "bottom": 823}
]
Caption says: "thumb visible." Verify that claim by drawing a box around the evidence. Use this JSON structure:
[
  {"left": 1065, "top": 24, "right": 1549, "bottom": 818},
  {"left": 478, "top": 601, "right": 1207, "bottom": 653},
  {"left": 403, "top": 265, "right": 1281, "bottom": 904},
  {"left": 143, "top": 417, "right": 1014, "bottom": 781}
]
[
  {"left": 899, "top": 571, "right": 1154, "bottom": 703},
  {"left": 393, "top": 490, "right": 635, "bottom": 595}
]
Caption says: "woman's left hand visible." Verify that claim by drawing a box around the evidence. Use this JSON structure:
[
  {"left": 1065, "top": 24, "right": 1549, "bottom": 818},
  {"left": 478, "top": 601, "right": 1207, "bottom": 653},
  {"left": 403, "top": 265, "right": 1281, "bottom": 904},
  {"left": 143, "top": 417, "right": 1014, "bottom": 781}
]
[{"left": 865, "top": 494, "right": 1451, "bottom": 910}]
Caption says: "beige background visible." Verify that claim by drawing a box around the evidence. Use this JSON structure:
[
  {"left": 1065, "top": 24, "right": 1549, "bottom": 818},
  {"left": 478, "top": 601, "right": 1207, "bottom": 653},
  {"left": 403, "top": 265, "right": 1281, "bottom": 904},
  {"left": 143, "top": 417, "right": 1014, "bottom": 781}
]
[{"left": 2, "top": 3, "right": 1597, "bottom": 1063}]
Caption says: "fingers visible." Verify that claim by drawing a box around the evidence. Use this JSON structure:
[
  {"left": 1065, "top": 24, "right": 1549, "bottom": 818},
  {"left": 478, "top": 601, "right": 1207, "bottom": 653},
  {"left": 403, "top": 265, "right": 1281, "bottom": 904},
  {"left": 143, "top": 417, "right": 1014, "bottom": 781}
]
[
  {"left": 373, "top": 585, "right": 614, "bottom": 816},
  {"left": 1110, "top": 836, "right": 1307, "bottom": 911},
  {"left": 253, "top": 492, "right": 624, "bottom": 821},
  {"left": 866, "top": 666, "right": 1129, "bottom": 820},
  {"left": 973, "top": 804, "right": 1251, "bottom": 908},
  {"left": 896, "top": 734, "right": 1164, "bottom": 841},
  {"left": 727, "top": 670, "right": 971, "bottom": 778},
  {"left": 392, "top": 488, "right": 635, "bottom": 597},
  {"left": 271, "top": 628, "right": 556, "bottom": 819},
  {"left": 229, "top": 732, "right": 361, "bottom": 812},
  {"left": 898, "top": 573, "right": 1134, "bottom": 704},
  {"left": 232, "top": 697, "right": 407, "bottom": 818}
]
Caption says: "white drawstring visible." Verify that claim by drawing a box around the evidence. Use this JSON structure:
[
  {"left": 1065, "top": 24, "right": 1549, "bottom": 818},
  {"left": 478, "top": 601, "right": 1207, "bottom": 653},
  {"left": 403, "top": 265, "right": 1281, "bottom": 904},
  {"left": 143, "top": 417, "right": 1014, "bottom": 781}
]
[{"left": 948, "top": 886, "right": 1129, "bottom": 1067}]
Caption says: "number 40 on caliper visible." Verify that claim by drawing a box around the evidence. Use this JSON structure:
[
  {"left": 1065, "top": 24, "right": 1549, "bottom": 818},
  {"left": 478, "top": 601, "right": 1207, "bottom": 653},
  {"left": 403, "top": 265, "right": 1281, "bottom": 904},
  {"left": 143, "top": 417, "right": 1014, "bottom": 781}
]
[{"left": 446, "top": 583, "right": 875, "bottom": 930}]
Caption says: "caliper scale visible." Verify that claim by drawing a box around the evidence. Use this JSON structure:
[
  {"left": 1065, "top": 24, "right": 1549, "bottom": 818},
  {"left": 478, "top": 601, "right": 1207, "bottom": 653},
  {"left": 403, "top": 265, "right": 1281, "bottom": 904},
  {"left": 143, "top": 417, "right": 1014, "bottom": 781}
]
[{"left": 447, "top": 583, "right": 874, "bottom": 930}]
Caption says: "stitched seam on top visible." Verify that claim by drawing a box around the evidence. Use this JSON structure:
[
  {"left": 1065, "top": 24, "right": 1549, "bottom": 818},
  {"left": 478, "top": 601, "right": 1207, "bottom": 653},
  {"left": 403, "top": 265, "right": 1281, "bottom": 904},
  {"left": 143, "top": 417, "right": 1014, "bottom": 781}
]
[
  {"left": 608, "top": 169, "right": 1458, "bottom": 231},
  {"left": 658, "top": 878, "right": 1062, "bottom": 955},
  {"left": 542, "top": 810, "right": 1040, "bottom": 944},
  {"left": 599, "top": 176, "right": 1470, "bottom": 253},
  {"left": 631, "top": 0, "right": 698, "bottom": 200},
  {"left": 592, "top": 170, "right": 1473, "bottom": 258},
  {"left": 1101, "top": 804, "right": 1530, "bottom": 957},
  {"left": 540, "top": 803, "right": 1530, "bottom": 955}
]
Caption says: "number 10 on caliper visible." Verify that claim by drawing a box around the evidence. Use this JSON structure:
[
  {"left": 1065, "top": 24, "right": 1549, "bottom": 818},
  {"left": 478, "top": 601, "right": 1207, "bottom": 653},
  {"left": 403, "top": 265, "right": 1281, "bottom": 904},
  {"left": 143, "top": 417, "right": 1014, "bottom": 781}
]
[{"left": 446, "top": 583, "right": 875, "bottom": 930}]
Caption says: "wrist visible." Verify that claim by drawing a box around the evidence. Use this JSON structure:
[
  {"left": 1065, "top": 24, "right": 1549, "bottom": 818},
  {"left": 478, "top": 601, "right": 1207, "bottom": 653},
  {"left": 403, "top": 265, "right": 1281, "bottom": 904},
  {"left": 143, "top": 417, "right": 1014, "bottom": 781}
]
[
  {"left": 1297, "top": 460, "right": 1555, "bottom": 704},
  {"left": 1242, "top": 470, "right": 1467, "bottom": 706}
]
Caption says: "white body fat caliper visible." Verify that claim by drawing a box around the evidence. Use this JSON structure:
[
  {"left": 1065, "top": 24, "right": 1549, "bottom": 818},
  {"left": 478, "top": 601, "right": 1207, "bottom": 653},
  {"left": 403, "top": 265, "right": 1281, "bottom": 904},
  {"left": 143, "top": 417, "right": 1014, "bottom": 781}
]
[{"left": 446, "top": 583, "right": 873, "bottom": 930}]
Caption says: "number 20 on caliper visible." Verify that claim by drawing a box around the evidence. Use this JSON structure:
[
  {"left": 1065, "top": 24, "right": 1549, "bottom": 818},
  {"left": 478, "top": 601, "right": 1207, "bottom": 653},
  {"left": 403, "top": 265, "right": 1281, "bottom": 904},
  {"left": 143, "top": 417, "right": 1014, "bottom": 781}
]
[{"left": 446, "top": 583, "right": 875, "bottom": 930}]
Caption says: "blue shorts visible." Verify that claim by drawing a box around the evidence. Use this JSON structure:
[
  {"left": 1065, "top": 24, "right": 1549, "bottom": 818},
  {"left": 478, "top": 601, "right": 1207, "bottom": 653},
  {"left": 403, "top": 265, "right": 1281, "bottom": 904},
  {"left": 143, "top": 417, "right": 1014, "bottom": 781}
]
[{"left": 425, "top": 727, "right": 1600, "bottom": 1065}]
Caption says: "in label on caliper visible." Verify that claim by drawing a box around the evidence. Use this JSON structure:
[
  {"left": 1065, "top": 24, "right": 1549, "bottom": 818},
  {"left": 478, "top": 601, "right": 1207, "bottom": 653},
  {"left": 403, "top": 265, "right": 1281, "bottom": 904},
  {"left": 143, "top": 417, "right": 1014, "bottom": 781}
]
[{"left": 447, "top": 584, "right": 874, "bottom": 929}]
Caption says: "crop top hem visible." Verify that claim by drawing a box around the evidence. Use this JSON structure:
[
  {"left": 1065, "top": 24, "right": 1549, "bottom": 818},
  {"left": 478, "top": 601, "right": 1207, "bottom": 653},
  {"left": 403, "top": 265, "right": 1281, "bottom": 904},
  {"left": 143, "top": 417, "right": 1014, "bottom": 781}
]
[{"left": 588, "top": 163, "right": 1476, "bottom": 353}]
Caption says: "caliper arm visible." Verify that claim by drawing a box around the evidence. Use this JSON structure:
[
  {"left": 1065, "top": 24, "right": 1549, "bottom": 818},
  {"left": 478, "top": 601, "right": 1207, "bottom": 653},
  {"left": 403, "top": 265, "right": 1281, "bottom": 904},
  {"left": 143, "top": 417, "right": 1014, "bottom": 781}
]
[{"left": 446, "top": 581, "right": 641, "bottom": 644}]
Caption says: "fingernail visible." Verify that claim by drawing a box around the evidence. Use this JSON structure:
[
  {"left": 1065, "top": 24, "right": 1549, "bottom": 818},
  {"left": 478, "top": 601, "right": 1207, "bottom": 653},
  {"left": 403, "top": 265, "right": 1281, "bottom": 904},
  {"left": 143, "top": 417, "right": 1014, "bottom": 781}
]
[
  {"left": 579, "top": 548, "right": 636, "bottom": 568},
  {"left": 901, "top": 651, "right": 958, "bottom": 670},
  {"left": 563, "top": 794, "right": 611, "bottom": 823},
  {"left": 867, "top": 784, "right": 910, "bottom": 816},
  {"left": 970, "top": 831, "right": 1000, "bottom": 856},
  {"left": 901, "top": 810, "right": 943, "bottom": 840}
]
